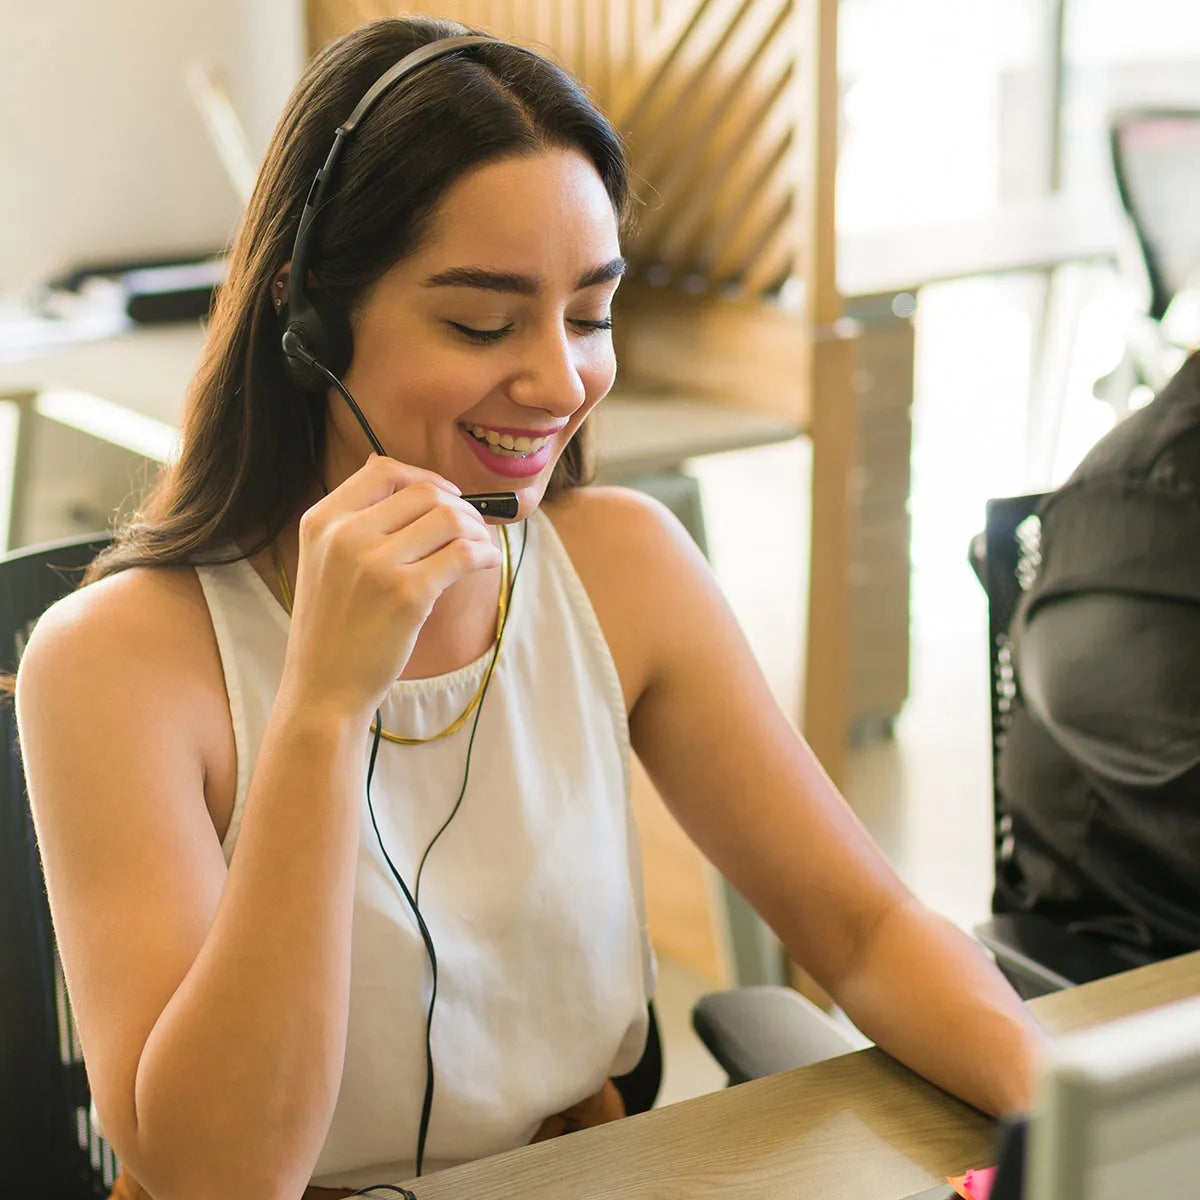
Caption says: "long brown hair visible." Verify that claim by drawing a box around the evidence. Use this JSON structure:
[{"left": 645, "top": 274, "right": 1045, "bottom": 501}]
[{"left": 83, "top": 15, "right": 631, "bottom": 585}]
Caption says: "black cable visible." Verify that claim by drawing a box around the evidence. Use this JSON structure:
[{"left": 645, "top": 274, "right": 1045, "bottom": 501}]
[
  {"left": 357, "top": 517, "right": 530, "bottom": 1183},
  {"left": 282, "top": 323, "right": 533, "bottom": 1189},
  {"left": 363, "top": 712, "right": 439, "bottom": 1177},
  {"left": 280, "top": 204, "right": 530, "bottom": 1190},
  {"left": 414, "top": 520, "right": 529, "bottom": 911},
  {"left": 282, "top": 333, "right": 386, "bottom": 456}
]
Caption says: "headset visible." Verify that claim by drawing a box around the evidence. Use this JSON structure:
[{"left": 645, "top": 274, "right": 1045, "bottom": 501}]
[
  {"left": 279, "top": 32, "right": 520, "bottom": 521},
  {"left": 277, "top": 34, "right": 541, "bottom": 1187}
]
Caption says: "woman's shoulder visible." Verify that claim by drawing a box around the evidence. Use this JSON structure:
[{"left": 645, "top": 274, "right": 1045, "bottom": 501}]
[
  {"left": 16, "top": 559, "right": 240, "bottom": 841},
  {"left": 18, "top": 561, "right": 225, "bottom": 719},
  {"left": 33, "top": 561, "right": 210, "bottom": 648},
  {"left": 540, "top": 485, "right": 709, "bottom": 708},
  {"left": 541, "top": 483, "right": 694, "bottom": 565}
]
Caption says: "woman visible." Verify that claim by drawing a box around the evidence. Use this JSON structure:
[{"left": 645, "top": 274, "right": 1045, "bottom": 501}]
[{"left": 15, "top": 16, "right": 1048, "bottom": 1198}]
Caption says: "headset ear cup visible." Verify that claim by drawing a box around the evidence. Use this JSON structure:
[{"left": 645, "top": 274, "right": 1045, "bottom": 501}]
[
  {"left": 309, "top": 291, "right": 354, "bottom": 380},
  {"left": 281, "top": 292, "right": 354, "bottom": 393}
]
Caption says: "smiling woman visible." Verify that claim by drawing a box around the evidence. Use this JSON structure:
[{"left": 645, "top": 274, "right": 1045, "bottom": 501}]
[
  {"left": 16, "top": 16, "right": 648, "bottom": 1198},
  {"left": 82, "top": 19, "right": 632, "bottom": 588},
  {"left": 14, "top": 11, "right": 1053, "bottom": 1200},
  {"left": 313, "top": 149, "right": 625, "bottom": 503}
]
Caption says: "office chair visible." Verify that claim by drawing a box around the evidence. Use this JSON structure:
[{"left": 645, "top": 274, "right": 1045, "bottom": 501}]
[
  {"left": 1096, "top": 108, "right": 1200, "bottom": 414},
  {"left": 0, "top": 533, "right": 116, "bottom": 1196},
  {"left": 1, "top": 534, "right": 857, "bottom": 1188},
  {"left": 968, "top": 496, "right": 1162, "bottom": 1000}
]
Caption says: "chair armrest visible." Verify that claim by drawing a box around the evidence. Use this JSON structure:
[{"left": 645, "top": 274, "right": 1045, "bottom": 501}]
[
  {"left": 974, "top": 913, "right": 1144, "bottom": 998},
  {"left": 691, "top": 985, "right": 868, "bottom": 1086}
]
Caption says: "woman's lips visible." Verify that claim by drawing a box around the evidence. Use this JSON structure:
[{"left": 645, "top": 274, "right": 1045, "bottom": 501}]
[{"left": 458, "top": 423, "right": 556, "bottom": 479}]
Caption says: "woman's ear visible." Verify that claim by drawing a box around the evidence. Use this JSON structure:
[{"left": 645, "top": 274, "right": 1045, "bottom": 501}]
[{"left": 270, "top": 263, "right": 292, "bottom": 313}]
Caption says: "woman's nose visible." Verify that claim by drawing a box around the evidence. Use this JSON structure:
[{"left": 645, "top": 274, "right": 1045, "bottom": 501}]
[{"left": 513, "top": 328, "right": 589, "bottom": 415}]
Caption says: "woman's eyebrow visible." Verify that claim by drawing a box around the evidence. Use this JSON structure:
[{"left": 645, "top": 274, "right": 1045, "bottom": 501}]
[
  {"left": 421, "top": 257, "right": 626, "bottom": 295},
  {"left": 576, "top": 257, "right": 626, "bottom": 289}
]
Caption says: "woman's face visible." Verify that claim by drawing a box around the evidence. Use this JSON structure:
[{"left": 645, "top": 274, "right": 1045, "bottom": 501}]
[{"left": 324, "top": 147, "right": 624, "bottom": 519}]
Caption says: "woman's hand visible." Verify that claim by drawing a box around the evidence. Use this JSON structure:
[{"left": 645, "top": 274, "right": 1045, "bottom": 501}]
[{"left": 279, "top": 454, "right": 501, "bottom": 723}]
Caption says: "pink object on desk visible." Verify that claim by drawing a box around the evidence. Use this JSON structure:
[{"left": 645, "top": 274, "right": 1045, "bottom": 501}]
[{"left": 947, "top": 1166, "right": 997, "bottom": 1199}]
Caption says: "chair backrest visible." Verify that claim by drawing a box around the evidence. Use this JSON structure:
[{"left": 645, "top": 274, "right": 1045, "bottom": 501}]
[
  {"left": 0, "top": 534, "right": 115, "bottom": 1195},
  {"left": 1109, "top": 108, "right": 1200, "bottom": 321},
  {"left": 981, "top": 494, "right": 1046, "bottom": 915}
]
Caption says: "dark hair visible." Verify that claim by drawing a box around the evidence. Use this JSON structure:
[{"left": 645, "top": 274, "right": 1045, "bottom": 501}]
[{"left": 84, "top": 15, "right": 631, "bottom": 584}]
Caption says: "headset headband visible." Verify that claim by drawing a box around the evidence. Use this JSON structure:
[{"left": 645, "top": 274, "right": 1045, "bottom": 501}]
[{"left": 287, "top": 34, "right": 501, "bottom": 338}]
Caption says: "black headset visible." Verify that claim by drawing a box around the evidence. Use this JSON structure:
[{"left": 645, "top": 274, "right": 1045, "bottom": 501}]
[
  {"left": 279, "top": 32, "right": 521, "bottom": 520},
  {"left": 278, "top": 35, "right": 538, "bottom": 1188}
]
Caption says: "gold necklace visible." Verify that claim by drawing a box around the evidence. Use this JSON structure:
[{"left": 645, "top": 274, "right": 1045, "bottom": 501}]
[{"left": 269, "top": 525, "right": 511, "bottom": 745}]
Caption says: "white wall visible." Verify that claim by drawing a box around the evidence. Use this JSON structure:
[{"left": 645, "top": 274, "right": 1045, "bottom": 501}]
[{"left": 0, "top": 0, "right": 305, "bottom": 292}]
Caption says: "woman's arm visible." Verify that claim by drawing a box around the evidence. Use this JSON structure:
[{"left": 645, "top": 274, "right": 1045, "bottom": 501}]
[
  {"left": 824, "top": 895, "right": 1049, "bottom": 1114},
  {"left": 17, "top": 568, "right": 365, "bottom": 1200},
  {"left": 18, "top": 458, "right": 495, "bottom": 1198},
  {"left": 561, "top": 487, "right": 1050, "bottom": 1117}
]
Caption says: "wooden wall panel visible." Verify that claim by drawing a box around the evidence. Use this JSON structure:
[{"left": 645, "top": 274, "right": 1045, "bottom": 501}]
[{"left": 306, "top": 0, "right": 820, "bottom": 308}]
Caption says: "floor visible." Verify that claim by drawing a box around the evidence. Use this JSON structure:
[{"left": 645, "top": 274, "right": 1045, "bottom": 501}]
[{"left": 649, "top": 269, "right": 1128, "bottom": 1108}]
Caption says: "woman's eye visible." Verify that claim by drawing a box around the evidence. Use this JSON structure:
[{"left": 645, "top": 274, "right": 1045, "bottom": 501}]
[
  {"left": 571, "top": 317, "right": 614, "bottom": 333},
  {"left": 448, "top": 321, "right": 512, "bottom": 344},
  {"left": 447, "top": 316, "right": 613, "bottom": 343}
]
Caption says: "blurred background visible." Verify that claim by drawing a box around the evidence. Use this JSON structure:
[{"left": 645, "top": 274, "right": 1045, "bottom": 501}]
[{"left": 4, "top": 0, "right": 1200, "bottom": 1109}]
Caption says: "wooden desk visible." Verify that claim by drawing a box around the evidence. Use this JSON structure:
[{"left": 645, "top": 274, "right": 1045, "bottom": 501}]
[
  {"left": 394, "top": 952, "right": 1200, "bottom": 1199},
  {"left": 837, "top": 194, "right": 1123, "bottom": 300}
]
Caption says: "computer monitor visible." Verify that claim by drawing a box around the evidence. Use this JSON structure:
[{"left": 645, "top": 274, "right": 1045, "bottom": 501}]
[{"left": 1026, "top": 993, "right": 1200, "bottom": 1199}]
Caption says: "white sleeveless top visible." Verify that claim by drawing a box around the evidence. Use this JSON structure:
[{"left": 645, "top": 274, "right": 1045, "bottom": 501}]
[{"left": 193, "top": 508, "right": 655, "bottom": 1187}]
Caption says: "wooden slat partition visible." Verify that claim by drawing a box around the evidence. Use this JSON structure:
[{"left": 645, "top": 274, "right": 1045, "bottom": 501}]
[{"left": 307, "top": 0, "right": 818, "bottom": 306}]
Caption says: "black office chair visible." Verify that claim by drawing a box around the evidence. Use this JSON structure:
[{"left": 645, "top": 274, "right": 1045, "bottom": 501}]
[
  {"left": 1, "top": 534, "right": 856, "bottom": 1188},
  {"left": 968, "top": 496, "right": 1162, "bottom": 1000},
  {"left": 1096, "top": 108, "right": 1200, "bottom": 412},
  {"left": 0, "top": 533, "right": 116, "bottom": 1196}
]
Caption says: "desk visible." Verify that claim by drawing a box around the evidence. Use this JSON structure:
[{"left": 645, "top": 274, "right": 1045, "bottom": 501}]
[
  {"left": 394, "top": 951, "right": 1200, "bottom": 1199},
  {"left": 838, "top": 194, "right": 1123, "bottom": 299},
  {"left": 840, "top": 194, "right": 1127, "bottom": 491},
  {"left": 0, "top": 193, "right": 1125, "bottom": 429}
]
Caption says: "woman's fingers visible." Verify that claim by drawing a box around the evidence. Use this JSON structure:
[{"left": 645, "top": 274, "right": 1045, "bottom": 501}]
[
  {"left": 283, "top": 455, "right": 504, "bottom": 718},
  {"left": 308, "top": 455, "right": 460, "bottom": 528},
  {"left": 413, "top": 534, "right": 507, "bottom": 598},
  {"left": 349, "top": 480, "right": 488, "bottom": 541},
  {"left": 372, "top": 502, "right": 498, "bottom": 567}
]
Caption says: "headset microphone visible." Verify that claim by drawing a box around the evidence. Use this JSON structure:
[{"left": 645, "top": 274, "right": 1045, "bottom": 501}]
[{"left": 280, "top": 329, "right": 519, "bottom": 520}]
